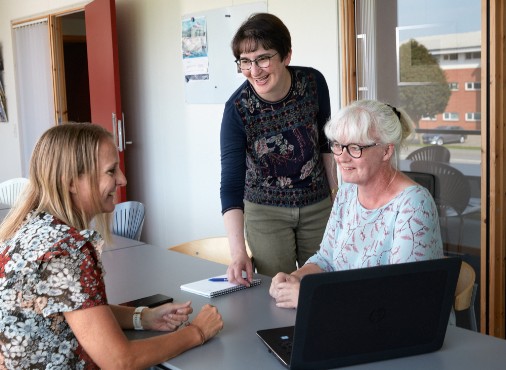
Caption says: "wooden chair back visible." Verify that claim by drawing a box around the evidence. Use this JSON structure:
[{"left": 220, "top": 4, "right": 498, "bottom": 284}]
[
  {"left": 169, "top": 236, "right": 252, "bottom": 266},
  {"left": 454, "top": 261, "right": 476, "bottom": 311}
]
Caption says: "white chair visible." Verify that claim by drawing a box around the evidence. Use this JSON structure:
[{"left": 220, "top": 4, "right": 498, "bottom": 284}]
[
  {"left": 0, "top": 177, "right": 29, "bottom": 206},
  {"left": 112, "top": 201, "right": 145, "bottom": 241}
]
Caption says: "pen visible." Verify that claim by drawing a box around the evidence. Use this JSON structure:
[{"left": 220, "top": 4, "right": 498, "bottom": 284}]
[{"left": 208, "top": 278, "right": 228, "bottom": 282}]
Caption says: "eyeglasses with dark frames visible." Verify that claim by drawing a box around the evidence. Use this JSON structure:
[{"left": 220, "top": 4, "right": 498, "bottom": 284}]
[
  {"left": 235, "top": 52, "right": 279, "bottom": 71},
  {"left": 329, "top": 141, "right": 381, "bottom": 159}
]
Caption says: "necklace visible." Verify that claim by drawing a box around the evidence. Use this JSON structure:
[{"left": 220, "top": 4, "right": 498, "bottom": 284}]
[{"left": 385, "top": 170, "right": 398, "bottom": 191}]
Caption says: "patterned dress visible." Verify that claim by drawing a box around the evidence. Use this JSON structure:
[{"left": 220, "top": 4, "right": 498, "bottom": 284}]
[
  {"left": 0, "top": 212, "right": 106, "bottom": 369},
  {"left": 306, "top": 183, "right": 444, "bottom": 271}
]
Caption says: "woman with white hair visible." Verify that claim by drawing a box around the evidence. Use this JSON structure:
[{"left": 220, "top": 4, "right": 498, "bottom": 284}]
[{"left": 269, "top": 100, "right": 444, "bottom": 309}]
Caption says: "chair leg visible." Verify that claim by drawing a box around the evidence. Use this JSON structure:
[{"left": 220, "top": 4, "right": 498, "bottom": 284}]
[{"left": 469, "top": 283, "right": 478, "bottom": 332}]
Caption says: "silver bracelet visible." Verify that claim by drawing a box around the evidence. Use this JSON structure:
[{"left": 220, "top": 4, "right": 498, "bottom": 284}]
[{"left": 133, "top": 306, "right": 148, "bottom": 330}]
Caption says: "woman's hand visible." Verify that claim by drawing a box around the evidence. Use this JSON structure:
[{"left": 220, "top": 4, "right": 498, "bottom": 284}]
[
  {"left": 269, "top": 273, "right": 301, "bottom": 309},
  {"left": 145, "top": 301, "right": 193, "bottom": 331},
  {"left": 190, "top": 304, "right": 224, "bottom": 342},
  {"left": 227, "top": 252, "right": 253, "bottom": 286}
]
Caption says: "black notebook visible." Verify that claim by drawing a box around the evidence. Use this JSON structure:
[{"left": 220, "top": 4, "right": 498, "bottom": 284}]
[
  {"left": 180, "top": 274, "right": 261, "bottom": 298},
  {"left": 257, "top": 258, "right": 461, "bottom": 369}
]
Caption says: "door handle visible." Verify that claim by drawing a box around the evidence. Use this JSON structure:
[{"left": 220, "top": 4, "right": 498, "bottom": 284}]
[
  {"left": 112, "top": 113, "right": 119, "bottom": 150},
  {"left": 122, "top": 113, "right": 133, "bottom": 146}
]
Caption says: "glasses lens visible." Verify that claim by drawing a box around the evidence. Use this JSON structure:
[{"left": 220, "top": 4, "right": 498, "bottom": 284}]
[
  {"left": 330, "top": 142, "right": 342, "bottom": 155},
  {"left": 348, "top": 145, "right": 362, "bottom": 158},
  {"left": 239, "top": 60, "right": 252, "bottom": 70},
  {"left": 256, "top": 56, "right": 271, "bottom": 68}
]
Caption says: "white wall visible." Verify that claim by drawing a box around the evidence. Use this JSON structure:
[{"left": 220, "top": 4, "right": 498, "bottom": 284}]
[{"left": 0, "top": 0, "right": 339, "bottom": 248}]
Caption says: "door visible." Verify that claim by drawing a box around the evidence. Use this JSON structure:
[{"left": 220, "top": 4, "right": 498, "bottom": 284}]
[{"left": 85, "top": 0, "right": 127, "bottom": 201}]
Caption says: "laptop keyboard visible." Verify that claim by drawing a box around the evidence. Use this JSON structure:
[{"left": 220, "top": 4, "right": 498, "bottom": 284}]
[{"left": 278, "top": 336, "right": 293, "bottom": 356}]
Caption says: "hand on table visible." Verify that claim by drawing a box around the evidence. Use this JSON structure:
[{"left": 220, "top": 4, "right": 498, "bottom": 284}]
[
  {"left": 146, "top": 301, "right": 193, "bottom": 331},
  {"left": 269, "top": 272, "right": 301, "bottom": 309},
  {"left": 226, "top": 253, "right": 253, "bottom": 286}
]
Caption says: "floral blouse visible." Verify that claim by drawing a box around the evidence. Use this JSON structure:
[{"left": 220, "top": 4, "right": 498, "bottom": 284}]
[
  {"left": 0, "top": 212, "right": 107, "bottom": 369},
  {"left": 306, "top": 183, "right": 444, "bottom": 271},
  {"left": 220, "top": 66, "right": 331, "bottom": 213}
]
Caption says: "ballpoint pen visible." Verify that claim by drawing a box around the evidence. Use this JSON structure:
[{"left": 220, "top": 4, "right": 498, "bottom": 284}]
[{"left": 208, "top": 278, "right": 228, "bottom": 282}]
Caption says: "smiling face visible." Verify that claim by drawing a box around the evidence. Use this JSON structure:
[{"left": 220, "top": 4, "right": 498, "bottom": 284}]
[
  {"left": 334, "top": 139, "right": 391, "bottom": 187},
  {"left": 70, "top": 138, "right": 126, "bottom": 220},
  {"left": 239, "top": 45, "right": 292, "bottom": 102}
]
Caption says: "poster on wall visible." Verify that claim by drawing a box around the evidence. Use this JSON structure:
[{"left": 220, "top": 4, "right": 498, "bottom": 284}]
[
  {"left": 0, "top": 79, "right": 7, "bottom": 122},
  {"left": 182, "top": 16, "right": 209, "bottom": 82}
]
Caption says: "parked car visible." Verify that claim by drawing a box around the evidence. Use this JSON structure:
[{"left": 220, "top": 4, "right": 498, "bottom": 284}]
[{"left": 422, "top": 125, "right": 467, "bottom": 145}]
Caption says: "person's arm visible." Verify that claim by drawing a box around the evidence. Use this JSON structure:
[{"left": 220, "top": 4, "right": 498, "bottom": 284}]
[
  {"left": 392, "top": 187, "right": 444, "bottom": 262},
  {"left": 64, "top": 303, "right": 223, "bottom": 370},
  {"left": 322, "top": 153, "right": 338, "bottom": 202},
  {"left": 269, "top": 263, "right": 324, "bottom": 309},
  {"left": 110, "top": 301, "right": 193, "bottom": 331},
  {"left": 220, "top": 94, "right": 253, "bottom": 286},
  {"left": 224, "top": 209, "right": 253, "bottom": 286},
  {"left": 313, "top": 68, "right": 337, "bottom": 201}
]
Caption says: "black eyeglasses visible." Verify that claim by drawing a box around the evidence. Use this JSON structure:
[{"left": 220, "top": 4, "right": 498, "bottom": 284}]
[
  {"left": 235, "top": 53, "right": 278, "bottom": 71},
  {"left": 329, "top": 141, "right": 381, "bottom": 159}
]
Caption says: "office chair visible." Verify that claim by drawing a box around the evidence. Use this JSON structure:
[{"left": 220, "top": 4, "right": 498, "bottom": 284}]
[
  {"left": 0, "top": 177, "right": 29, "bottom": 207},
  {"left": 410, "top": 161, "right": 473, "bottom": 251},
  {"left": 112, "top": 201, "right": 145, "bottom": 241},
  {"left": 406, "top": 145, "right": 451, "bottom": 163},
  {"left": 454, "top": 260, "right": 478, "bottom": 331},
  {"left": 402, "top": 171, "right": 436, "bottom": 198},
  {"left": 169, "top": 236, "right": 253, "bottom": 266}
]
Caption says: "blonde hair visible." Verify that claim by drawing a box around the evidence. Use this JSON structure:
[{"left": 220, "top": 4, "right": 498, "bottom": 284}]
[
  {"left": 0, "top": 123, "right": 114, "bottom": 242},
  {"left": 324, "top": 99, "right": 414, "bottom": 167}
]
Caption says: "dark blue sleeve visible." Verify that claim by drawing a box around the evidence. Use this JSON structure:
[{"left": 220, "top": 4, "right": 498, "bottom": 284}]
[
  {"left": 220, "top": 97, "right": 247, "bottom": 214},
  {"left": 314, "top": 68, "right": 331, "bottom": 153}
]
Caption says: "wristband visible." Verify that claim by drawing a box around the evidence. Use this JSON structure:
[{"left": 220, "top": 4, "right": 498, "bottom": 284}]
[
  {"left": 133, "top": 306, "right": 148, "bottom": 330},
  {"left": 185, "top": 322, "right": 206, "bottom": 345}
]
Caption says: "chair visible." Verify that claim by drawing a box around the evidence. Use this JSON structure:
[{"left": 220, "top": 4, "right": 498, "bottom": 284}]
[
  {"left": 454, "top": 260, "right": 478, "bottom": 331},
  {"left": 112, "top": 201, "right": 145, "bottom": 241},
  {"left": 402, "top": 171, "right": 436, "bottom": 197},
  {"left": 169, "top": 236, "right": 253, "bottom": 266},
  {"left": 0, "top": 177, "right": 29, "bottom": 207},
  {"left": 410, "top": 161, "right": 472, "bottom": 251},
  {"left": 406, "top": 145, "right": 451, "bottom": 163}
]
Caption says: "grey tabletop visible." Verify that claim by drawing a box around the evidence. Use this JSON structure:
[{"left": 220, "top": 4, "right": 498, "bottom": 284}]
[
  {"left": 102, "top": 244, "right": 506, "bottom": 370},
  {"left": 104, "top": 233, "right": 146, "bottom": 251}
]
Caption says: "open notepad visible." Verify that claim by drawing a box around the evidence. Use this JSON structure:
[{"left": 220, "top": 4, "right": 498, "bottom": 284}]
[{"left": 180, "top": 274, "right": 261, "bottom": 298}]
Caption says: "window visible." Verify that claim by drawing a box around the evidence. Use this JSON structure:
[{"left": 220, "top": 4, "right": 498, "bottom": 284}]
[
  {"left": 465, "top": 51, "right": 481, "bottom": 60},
  {"left": 443, "top": 53, "right": 458, "bottom": 60},
  {"left": 449, "top": 82, "right": 459, "bottom": 90},
  {"left": 443, "top": 112, "right": 459, "bottom": 121},
  {"left": 465, "top": 82, "right": 481, "bottom": 90},
  {"left": 466, "top": 112, "right": 481, "bottom": 121},
  {"left": 421, "top": 114, "right": 437, "bottom": 121}
]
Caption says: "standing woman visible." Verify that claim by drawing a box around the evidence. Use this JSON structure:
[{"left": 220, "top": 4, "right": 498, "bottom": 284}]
[
  {"left": 0, "top": 124, "right": 222, "bottom": 369},
  {"left": 220, "top": 13, "right": 337, "bottom": 284}
]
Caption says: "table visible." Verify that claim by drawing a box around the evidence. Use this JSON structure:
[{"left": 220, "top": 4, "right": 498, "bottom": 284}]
[
  {"left": 105, "top": 234, "right": 145, "bottom": 251},
  {"left": 102, "top": 244, "right": 506, "bottom": 370}
]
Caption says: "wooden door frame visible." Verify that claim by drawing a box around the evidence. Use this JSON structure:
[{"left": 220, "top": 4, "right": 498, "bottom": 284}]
[
  {"left": 339, "top": 0, "right": 506, "bottom": 337},
  {"left": 482, "top": 0, "right": 506, "bottom": 338}
]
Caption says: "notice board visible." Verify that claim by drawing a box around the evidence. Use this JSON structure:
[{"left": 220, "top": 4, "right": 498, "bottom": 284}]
[{"left": 182, "top": 2, "right": 267, "bottom": 104}]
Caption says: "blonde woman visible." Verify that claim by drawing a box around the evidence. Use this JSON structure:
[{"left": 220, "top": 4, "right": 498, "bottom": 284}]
[{"left": 0, "top": 124, "right": 223, "bottom": 369}]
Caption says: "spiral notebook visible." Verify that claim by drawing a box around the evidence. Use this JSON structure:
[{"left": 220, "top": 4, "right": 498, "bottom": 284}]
[{"left": 180, "top": 274, "right": 261, "bottom": 298}]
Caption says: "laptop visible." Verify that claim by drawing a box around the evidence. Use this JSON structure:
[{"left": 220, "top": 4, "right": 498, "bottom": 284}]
[{"left": 257, "top": 258, "right": 461, "bottom": 370}]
